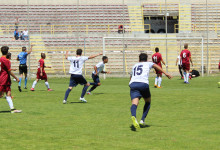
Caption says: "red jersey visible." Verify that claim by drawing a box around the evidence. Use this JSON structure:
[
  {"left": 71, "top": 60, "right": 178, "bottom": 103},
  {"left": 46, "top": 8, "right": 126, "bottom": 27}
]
[
  {"left": 180, "top": 49, "right": 191, "bottom": 64},
  {"left": 38, "top": 58, "right": 45, "bottom": 72},
  {"left": 0, "top": 56, "right": 11, "bottom": 85},
  {"left": 152, "top": 52, "right": 162, "bottom": 67}
]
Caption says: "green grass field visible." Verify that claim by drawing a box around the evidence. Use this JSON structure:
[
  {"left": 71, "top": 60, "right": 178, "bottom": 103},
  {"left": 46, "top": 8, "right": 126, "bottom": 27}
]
[{"left": 0, "top": 76, "right": 219, "bottom": 150}]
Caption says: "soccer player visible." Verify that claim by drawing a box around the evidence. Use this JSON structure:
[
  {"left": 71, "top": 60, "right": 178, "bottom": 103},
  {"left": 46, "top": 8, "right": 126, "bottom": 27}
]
[
  {"left": 152, "top": 47, "right": 168, "bottom": 88},
  {"left": 0, "top": 46, "right": 22, "bottom": 113},
  {"left": 129, "top": 53, "right": 172, "bottom": 129},
  {"left": 17, "top": 45, "right": 33, "bottom": 92},
  {"left": 63, "top": 49, "right": 102, "bottom": 104},
  {"left": 87, "top": 56, "right": 110, "bottom": 94},
  {"left": 30, "top": 53, "right": 53, "bottom": 91},
  {"left": 180, "top": 43, "right": 193, "bottom": 84},
  {"left": 176, "top": 54, "right": 183, "bottom": 79}
]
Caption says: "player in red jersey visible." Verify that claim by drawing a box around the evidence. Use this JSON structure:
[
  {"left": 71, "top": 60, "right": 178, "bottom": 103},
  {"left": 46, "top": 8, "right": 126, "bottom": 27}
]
[
  {"left": 152, "top": 47, "right": 168, "bottom": 88},
  {"left": 180, "top": 43, "right": 193, "bottom": 84},
  {"left": 0, "top": 46, "right": 22, "bottom": 113},
  {"left": 30, "top": 53, "right": 53, "bottom": 91}
]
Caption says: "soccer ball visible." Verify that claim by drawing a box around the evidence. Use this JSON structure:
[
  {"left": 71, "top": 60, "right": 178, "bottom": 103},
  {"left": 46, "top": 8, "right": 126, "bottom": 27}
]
[{"left": 13, "top": 78, "right": 17, "bottom": 82}]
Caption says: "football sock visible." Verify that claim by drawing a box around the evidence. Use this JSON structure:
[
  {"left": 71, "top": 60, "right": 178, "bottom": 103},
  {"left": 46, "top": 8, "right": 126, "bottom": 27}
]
[
  {"left": 89, "top": 85, "right": 97, "bottom": 92},
  {"left": 32, "top": 80, "right": 37, "bottom": 88},
  {"left": 81, "top": 85, "right": 89, "bottom": 98},
  {"left": 45, "top": 82, "right": 50, "bottom": 89},
  {"left": 24, "top": 77, "right": 27, "bottom": 87},
  {"left": 6, "top": 96, "right": 14, "bottom": 109},
  {"left": 155, "top": 77, "right": 158, "bottom": 85},
  {"left": 64, "top": 88, "right": 72, "bottom": 100},
  {"left": 183, "top": 72, "right": 186, "bottom": 82},
  {"left": 19, "top": 77, "right": 22, "bottom": 86},
  {"left": 186, "top": 73, "right": 189, "bottom": 82},
  {"left": 130, "top": 104, "right": 137, "bottom": 117},
  {"left": 158, "top": 77, "right": 162, "bottom": 87},
  {"left": 141, "top": 102, "right": 151, "bottom": 121},
  {"left": 89, "top": 82, "right": 98, "bottom": 86}
]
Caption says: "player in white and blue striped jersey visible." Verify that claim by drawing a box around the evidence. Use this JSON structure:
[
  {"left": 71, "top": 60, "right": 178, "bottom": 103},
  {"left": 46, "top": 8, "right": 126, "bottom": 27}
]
[
  {"left": 129, "top": 53, "right": 172, "bottom": 129},
  {"left": 63, "top": 49, "right": 102, "bottom": 104}
]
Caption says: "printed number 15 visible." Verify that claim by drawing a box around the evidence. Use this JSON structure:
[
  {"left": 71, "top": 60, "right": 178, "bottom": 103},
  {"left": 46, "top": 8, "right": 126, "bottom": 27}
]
[{"left": 134, "top": 65, "right": 143, "bottom": 76}]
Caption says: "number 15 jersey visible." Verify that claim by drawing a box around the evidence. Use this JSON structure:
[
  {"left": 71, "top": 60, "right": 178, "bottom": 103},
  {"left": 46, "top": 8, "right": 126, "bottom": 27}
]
[
  {"left": 129, "top": 62, "right": 154, "bottom": 85},
  {"left": 68, "top": 56, "right": 89, "bottom": 75}
]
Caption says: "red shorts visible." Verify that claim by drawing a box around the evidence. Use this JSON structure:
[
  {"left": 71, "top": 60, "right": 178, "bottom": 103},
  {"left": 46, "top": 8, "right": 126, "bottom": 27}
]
[
  {"left": 182, "top": 63, "right": 190, "bottom": 71},
  {"left": 37, "top": 71, "right": 47, "bottom": 80},
  {"left": 155, "top": 64, "right": 162, "bottom": 75},
  {"left": 0, "top": 85, "right": 11, "bottom": 93}
]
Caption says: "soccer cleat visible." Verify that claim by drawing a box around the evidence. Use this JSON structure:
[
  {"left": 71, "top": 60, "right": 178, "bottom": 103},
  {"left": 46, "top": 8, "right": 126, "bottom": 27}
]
[
  {"left": 131, "top": 116, "right": 140, "bottom": 129},
  {"left": 157, "top": 86, "right": 162, "bottom": 88},
  {"left": 189, "top": 76, "right": 192, "bottom": 80},
  {"left": 184, "top": 81, "right": 187, "bottom": 83},
  {"left": 24, "top": 87, "right": 27, "bottom": 89},
  {"left": 30, "top": 88, "right": 35, "bottom": 91},
  {"left": 154, "top": 85, "right": 158, "bottom": 88},
  {"left": 79, "top": 97, "right": 87, "bottom": 103},
  {"left": 87, "top": 92, "right": 91, "bottom": 95},
  {"left": 11, "top": 109, "right": 22, "bottom": 113},
  {"left": 139, "top": 120, "right": 146, "bottom": 126},
  {"left": 18, "top": 86, "right": 22, "bottom": 92},
  {"left": 186, "top": 82, "right": 190, "bottom": 84},
  {"left": 48, "top": 89, "right": 53, "bottom": 91},
  {"left": 181, "top": 77, "right": 184, "bottom": 79},
  {"left": 63, "top": 100, "right": 67, "bottom": 104}
]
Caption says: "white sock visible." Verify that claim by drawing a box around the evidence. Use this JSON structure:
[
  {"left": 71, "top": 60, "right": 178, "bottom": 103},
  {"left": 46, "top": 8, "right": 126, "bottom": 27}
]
[
  {"left": 183, "top": 72, "right": 186, "bottom": 82},
  {"left": 186, "top": 73, "right": 189, "bottom": 82},
  {"left": 158, "top": 77, "right": 162, "bottom": 87},
  {"left": 45, "top": 82, "right": 50, "bottom": 89},
  {"left": 6, "top": 96, "right": 14, "bottom": 109},
  {"left": 32, "top": 81, "right": 37, "bottom": 88},
  {"left": 155, "top": 77, "right": 158, "bottom": 85}
]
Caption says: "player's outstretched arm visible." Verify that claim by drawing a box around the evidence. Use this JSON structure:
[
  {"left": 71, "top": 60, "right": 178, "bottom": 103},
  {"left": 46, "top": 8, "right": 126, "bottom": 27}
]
[
  {"left": 101, "top": 71, "right": 110, "bottom": 74},
  {"left": 88, "top": 53, "right": 103, "bottom": 59},
  {"left": 153, "top": 64, "right": 173, "bottom": 79},
  {"left": 27, "top": 44, "right": 34, "bottom": 55},
  {"left": 9, "top": 71, "right": 19, "bottom": 82}
]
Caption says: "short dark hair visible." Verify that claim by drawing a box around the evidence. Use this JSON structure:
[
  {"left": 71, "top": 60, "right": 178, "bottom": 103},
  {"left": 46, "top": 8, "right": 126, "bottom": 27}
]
[
  {"left": 139, "top": 53, "right": 148, "bottom": 62},
  {"left": 41, "top": 53, "right": 46, "bottom": 58},
  {"left": 1, "top": 46, "right": 9, "bottom": 55},
  {"left": 6, "top": 52, "right": 11, "bottom": 59},
  {"left": 155, "top": 47, "right": 159, "bottom": 52},
  {"left": 102, "top": 56, "right": 108, "bottom": 61},
  {"left": 76, "top": 49, "right": 83, "bottom": 55},
  {"left": 184, "top": 43, "right": 188, "bottom": 49},
  {"left": 22, "top": 47, "right": 26, "bottom": 51}
]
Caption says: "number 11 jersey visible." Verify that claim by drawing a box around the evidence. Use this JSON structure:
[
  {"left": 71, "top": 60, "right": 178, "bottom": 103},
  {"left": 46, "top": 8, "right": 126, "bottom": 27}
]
[
  {"left": 68, "top": 56, "right": 89, "bottom": 75},
  {"left": 129, "top": 62, "right": 154, "bottom": 85}
]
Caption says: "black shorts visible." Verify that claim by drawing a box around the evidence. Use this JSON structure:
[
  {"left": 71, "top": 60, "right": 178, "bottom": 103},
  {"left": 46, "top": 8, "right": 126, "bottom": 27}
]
[
  {"left": 92, "top": 74, "right": 100, "bottom": 84},
  {"left": 69, "top": 74, "right": 87, "bottom": 87},
  {"left": 129, "top": 82, "right": 151, "bottom": 100},
  {"left": 19, "top": 64, "right": 27, "bottom": 74}
]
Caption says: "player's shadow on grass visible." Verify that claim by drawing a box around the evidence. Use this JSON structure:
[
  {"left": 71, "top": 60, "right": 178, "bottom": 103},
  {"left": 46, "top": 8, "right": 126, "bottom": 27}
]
[
  {"left": 0, "top": 110, "right": 11, "bottom": 113},
  {"left": 70, "top": 102, "right": 87, "bottom": 104},
  {"left": 92, "top": 93, "right": 104, "bottom": 95},
  {"left": 130, "top": 124, "right": 151, "bottom": 131}
]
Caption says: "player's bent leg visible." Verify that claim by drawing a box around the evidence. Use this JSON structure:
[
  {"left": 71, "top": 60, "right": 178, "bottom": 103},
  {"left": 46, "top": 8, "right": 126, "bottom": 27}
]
[
  {"left": 157, "top": 74, "right": 162, "bottom": 88},
  {"left": 31, "top": 79, "right": 39, "bottom": 91},
  {"left": 130, "top": 98, "right": 140, "bottom": 129},
  {"left": 80, "top": 83, "right": 90, "bottom": 103},
  {"left": 63, "top": 87, "right": 73, "bottom": 104},
  {"left": 24, "top": 73, "right": 28, "bottom": 89},
  {"left": 18, "top": 74, "right": 23, "bottom": 92},
  {"left": 44, "top": 79, "right": 53, "bottom": 91},
  {"left": 186, "top": 70, "right": 190, "bottom": 83},
  {"left": 140, "top": 97, "right": 151, "bottom": 126}
]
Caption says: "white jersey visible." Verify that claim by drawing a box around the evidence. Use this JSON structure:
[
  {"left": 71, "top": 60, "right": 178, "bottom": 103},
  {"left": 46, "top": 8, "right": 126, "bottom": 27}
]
[
  {"left": 177, "top": 55, "right": 182, "bottom": 65},
  {"left": 92, "top": 62, "right": 105, "bottom": 75},
  {"left": 129, "top": 62, "right": 154, "bottom": 85},
  {"left": 68, "top": 56, "right": 89, "bottom": 75}
]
